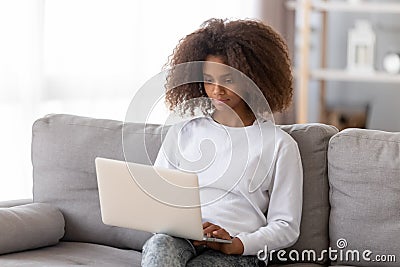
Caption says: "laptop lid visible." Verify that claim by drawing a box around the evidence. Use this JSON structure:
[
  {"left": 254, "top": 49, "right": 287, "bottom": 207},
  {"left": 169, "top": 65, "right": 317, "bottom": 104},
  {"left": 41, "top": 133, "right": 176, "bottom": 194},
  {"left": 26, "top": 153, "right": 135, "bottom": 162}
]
[{"left": 95, "top": 157, "right": 204, "bottom": 241}]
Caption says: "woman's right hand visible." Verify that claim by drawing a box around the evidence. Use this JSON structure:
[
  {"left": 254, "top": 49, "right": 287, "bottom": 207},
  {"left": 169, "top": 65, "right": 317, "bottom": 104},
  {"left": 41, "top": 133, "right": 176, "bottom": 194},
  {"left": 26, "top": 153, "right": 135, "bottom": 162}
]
[{"left": 192, "top": 222, "right": 244, "bottom": 255}]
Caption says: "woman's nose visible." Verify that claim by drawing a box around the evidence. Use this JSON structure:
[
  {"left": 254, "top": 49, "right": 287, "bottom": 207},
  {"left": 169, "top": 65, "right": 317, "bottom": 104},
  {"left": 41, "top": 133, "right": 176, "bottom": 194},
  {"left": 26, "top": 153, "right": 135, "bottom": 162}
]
[{"left": 212, "top": 83, "right": 225, "bottom": 95}]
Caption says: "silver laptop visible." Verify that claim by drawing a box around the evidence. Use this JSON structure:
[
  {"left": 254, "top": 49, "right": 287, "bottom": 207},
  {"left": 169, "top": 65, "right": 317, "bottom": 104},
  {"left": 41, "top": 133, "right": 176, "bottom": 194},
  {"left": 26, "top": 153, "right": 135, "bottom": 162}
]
[{"left": 95, "top": 157, "right": 231, "bottom": 244}]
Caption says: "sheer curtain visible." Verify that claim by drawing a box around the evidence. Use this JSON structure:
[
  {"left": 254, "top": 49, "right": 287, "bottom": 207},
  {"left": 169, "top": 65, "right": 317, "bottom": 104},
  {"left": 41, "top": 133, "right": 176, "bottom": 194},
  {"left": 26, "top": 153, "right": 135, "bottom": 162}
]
[
  {"left": 0, "top": 0, "right": 261, "bottom": 201},
  {"left": 0, "top": 0, "right": 44, "bottom": 201}
]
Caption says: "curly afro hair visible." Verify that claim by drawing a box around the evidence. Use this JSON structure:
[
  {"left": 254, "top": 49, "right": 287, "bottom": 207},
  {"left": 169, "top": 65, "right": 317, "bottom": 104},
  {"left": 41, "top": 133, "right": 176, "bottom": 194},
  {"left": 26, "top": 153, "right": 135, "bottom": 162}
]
[{"left": 164, "top": 18, "right": 293, "bottom": 117}]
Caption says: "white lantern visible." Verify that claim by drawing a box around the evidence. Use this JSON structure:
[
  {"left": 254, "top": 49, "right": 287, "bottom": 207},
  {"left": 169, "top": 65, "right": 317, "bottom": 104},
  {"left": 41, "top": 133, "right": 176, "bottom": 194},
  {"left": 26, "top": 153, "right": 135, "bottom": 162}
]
[{"left": 347, "top": 20, "right": 375, "bottom": 72}]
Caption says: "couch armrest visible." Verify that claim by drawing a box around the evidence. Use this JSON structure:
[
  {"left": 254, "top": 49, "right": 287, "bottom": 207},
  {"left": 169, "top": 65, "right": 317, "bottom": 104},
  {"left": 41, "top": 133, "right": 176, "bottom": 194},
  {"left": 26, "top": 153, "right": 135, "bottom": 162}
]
[
  {"left": 0, "top": 199, "right": 33, "bottom": 208},
  {"left": 0, "top": 203, "right": 65, "bottom": 255}
]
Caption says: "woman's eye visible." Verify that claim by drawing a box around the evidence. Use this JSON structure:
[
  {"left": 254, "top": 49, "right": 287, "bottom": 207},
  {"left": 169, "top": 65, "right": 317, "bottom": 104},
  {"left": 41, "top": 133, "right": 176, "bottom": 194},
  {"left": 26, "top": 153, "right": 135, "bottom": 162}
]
[
  {"left": 204, "top": 78, "right": 213, "bottom": 83},
  {"left": 224, "top": 78, "right": 233, "bottom": 84}
]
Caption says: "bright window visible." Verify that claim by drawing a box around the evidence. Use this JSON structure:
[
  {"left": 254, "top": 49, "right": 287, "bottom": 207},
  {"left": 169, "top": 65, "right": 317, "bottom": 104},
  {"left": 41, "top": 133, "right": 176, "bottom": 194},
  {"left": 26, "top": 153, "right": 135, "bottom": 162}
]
[{"left": 0, "top": 0, "right": 261, "bottom": 201}]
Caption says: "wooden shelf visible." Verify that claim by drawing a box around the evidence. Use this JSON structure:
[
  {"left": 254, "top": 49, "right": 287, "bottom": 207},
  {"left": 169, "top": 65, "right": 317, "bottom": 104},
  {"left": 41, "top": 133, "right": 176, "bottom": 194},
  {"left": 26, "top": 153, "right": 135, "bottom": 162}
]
[
  {"left": 287, "top": 0, "right": 400, "bottom": 123},
  {"left": 286, "top": 0, "right": 400, "bottom": 14},
  {"left": 310, "top": 69, "right": 400, "bottom": 83}
]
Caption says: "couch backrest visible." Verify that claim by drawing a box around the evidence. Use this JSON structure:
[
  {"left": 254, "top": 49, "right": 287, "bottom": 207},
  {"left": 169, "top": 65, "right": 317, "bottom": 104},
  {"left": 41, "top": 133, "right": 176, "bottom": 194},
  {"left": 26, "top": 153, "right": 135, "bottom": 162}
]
[
  {"left": 328, "top": 128, "right": 400, "bottom": 267},
  {"left": 32, "top": 114, "right": 338, "bottom": 258},
  {"left": 275, "top": 123, "right": 338, "bottom": 264},
  {"left": 32, "top": 114, "right": 163, "bottom": 250}
]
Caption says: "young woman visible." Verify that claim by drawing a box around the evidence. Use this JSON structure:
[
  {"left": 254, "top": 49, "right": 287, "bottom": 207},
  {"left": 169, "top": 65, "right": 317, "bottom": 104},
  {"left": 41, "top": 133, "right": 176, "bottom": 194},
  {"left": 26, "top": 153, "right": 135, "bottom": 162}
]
[{"left": 141, "top": 18, "right": 303, "bottom": 267}]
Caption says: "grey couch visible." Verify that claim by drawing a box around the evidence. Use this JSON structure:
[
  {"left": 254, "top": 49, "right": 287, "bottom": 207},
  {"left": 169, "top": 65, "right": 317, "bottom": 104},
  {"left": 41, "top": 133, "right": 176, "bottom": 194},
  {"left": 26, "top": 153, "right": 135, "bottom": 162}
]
[{"left": 0, "top": 114, "right": 398, "bottom": 267}]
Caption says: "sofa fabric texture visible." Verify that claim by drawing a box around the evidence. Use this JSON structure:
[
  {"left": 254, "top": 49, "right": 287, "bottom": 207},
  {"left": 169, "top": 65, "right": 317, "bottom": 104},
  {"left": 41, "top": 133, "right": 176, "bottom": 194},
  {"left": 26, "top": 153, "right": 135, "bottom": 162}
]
[
  {"left": 328, "top": 129, "right": 400, "bottom": 267},
  {"left": 0, "top": 203, "right": 64, "bottom": 255}
]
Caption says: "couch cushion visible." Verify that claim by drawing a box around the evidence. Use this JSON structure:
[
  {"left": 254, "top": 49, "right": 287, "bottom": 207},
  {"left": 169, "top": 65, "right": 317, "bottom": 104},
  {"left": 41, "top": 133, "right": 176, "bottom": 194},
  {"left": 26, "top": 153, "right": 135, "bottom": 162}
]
[
  {"left": 267, "top": 124, "right": 337, "bottom": 265},
  {"left": 0, "top": 203, "right": 64, "bottom": 255},
  {"left": 270, "top": 264, "right": 328, "bottom": 267},
  {"left": 328, "top": 128, "right": 400, "bottom": 267},
  {"left": 32, "top": 114, "right": 161, "bottom": 250},
  {"left": 0, "top": 199, "right": 32, "bottom": 208},
  {"left": 0, "top": 241, "right": 142, "bottom": 267}
]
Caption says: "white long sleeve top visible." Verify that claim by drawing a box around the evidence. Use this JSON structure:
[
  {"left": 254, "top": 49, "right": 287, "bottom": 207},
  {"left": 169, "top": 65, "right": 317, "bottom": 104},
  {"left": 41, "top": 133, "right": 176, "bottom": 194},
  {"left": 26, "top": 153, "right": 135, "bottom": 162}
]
[{"left": 154, "top": 116, "right": 303, "bottom": 256}]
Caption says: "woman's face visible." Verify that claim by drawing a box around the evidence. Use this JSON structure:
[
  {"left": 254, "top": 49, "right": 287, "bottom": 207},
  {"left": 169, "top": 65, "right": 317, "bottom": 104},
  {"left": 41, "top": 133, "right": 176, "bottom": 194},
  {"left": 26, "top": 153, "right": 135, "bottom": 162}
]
[{"left": 202, "top": 55, "right": 247, "bottom": 113}]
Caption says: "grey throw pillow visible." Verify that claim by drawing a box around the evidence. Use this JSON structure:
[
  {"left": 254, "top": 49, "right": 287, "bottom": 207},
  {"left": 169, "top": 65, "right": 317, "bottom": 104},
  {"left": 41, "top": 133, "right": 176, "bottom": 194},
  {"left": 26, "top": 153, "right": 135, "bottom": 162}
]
[{"left": 0, "top": 203, "right": 65, "bottom": 255}]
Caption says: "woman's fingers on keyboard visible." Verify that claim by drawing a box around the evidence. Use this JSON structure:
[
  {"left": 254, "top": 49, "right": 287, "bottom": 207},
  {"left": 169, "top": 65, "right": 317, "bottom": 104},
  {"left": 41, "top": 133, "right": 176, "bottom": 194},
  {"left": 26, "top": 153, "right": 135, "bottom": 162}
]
[
  {"left": 203, "top": 224, "right": 221, "bottom": 236},
  {"left": 212, "top": 228, "right": 231, "bottom": 240}
]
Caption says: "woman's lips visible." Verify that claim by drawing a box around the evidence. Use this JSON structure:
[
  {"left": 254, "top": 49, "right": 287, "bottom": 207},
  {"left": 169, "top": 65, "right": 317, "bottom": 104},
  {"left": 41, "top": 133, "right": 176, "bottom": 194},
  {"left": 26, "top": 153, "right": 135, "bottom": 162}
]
[
  {"left": 211, "top": 98, "right": 229, "bottom": 107},
  {"left": 214, "top": 99, "right": 229, "bottom": 103}
]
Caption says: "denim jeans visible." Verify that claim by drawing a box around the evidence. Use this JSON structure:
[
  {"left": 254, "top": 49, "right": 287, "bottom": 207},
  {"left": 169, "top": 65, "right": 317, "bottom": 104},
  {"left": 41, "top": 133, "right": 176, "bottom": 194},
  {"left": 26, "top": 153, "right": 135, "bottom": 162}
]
[{"left": 141, "top": 233, "right": 265, "bottom": 267}]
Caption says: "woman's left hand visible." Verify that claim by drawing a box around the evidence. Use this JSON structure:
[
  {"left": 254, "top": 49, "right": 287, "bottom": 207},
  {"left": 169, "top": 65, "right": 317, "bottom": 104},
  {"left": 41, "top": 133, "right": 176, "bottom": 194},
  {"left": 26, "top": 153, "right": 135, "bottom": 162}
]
[{"left": 192, "top": 222, "right": 244, "bottom": 255}]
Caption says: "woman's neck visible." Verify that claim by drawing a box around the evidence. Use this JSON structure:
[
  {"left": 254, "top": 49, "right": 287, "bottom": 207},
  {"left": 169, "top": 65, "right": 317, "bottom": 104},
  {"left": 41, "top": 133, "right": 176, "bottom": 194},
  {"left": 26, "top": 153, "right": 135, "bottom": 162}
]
[{"left": 212, "top": 111, "right": 256, "bottom": 127}]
